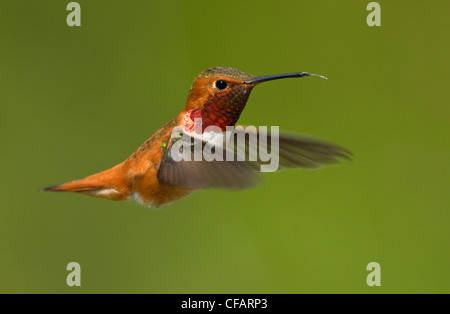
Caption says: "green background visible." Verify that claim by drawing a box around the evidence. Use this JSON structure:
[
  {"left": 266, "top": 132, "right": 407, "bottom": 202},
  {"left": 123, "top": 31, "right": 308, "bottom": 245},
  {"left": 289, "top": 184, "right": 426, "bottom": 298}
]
[{"left": 0, "top": 0, "right": 448, "bottom": 293}]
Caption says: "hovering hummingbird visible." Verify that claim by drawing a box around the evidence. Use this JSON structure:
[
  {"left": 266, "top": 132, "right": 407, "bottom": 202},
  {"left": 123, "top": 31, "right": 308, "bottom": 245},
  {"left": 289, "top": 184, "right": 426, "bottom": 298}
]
[{"left": 43, "top": 67, "right": 351, "bottom": 207}]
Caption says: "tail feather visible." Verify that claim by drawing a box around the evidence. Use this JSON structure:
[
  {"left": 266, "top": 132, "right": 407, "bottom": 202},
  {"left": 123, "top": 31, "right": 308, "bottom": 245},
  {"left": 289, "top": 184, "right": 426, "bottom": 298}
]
[
  {"left": 42, "top": 164, "right": 129, "bottom": 201},
  {"left": 42, "top": 180, "right": 104, "bottom": 193}
]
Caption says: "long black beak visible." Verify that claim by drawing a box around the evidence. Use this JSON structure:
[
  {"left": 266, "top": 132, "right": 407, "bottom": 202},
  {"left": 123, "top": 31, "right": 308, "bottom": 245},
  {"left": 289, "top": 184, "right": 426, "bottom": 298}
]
[{"left": 244, "top": 72, "right": 327, "bottom": 85}]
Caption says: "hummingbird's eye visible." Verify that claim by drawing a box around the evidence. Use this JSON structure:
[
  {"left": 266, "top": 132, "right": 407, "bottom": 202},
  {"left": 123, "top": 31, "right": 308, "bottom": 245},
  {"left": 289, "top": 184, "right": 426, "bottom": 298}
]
[{"left": 214, "top": 80, "right": 228, "bottom": 91}]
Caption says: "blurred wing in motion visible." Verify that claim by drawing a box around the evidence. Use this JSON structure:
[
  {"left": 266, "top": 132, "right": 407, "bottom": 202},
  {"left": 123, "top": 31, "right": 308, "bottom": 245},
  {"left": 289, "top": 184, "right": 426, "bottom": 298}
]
[
  {"left": 247, "top": 128, "right": 351, "bottom": 170},
  {"left": 157, "top": 127, "right": 262, "bottom": 189},
  {"left": 157, "top": 126, "right": 351, "bottom": 189}
]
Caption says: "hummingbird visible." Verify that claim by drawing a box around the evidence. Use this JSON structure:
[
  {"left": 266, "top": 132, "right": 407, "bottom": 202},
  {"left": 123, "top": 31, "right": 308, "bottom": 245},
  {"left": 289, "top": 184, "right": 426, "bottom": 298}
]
[{"left": 43, "top": 67, "right": 351, "bottom": 208}]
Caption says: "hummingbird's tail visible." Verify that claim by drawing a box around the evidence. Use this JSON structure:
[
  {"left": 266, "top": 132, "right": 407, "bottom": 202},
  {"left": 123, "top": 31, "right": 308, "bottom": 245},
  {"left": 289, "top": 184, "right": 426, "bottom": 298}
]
[{"left": 42, "top": 164, "right": 130, "bottom": 201}]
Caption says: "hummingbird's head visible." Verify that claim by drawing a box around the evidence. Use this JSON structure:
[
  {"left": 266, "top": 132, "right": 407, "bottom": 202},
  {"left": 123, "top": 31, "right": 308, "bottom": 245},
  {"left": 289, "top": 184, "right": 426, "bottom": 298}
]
[{"left": 183, "top": 67, "right": 326, "bottom": 133}]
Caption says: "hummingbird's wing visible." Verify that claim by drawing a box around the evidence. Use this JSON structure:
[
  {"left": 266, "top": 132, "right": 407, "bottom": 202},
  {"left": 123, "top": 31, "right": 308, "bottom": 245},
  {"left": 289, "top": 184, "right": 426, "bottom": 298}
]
[
  {"left": 157, "top": 127, "right": 262, "bottom": 189},
  {"left": 157, "top": 126, "right": 351, "bottom": 189},
  {"left": 232, "top": 127, "right": 352, "bottom": 170}
]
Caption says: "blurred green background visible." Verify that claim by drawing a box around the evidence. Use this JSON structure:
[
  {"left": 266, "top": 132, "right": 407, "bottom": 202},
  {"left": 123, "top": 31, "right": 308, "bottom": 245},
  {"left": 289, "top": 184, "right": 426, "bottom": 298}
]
[{"left": 0, "top": 0, "right": 448, "bottom": 293}]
